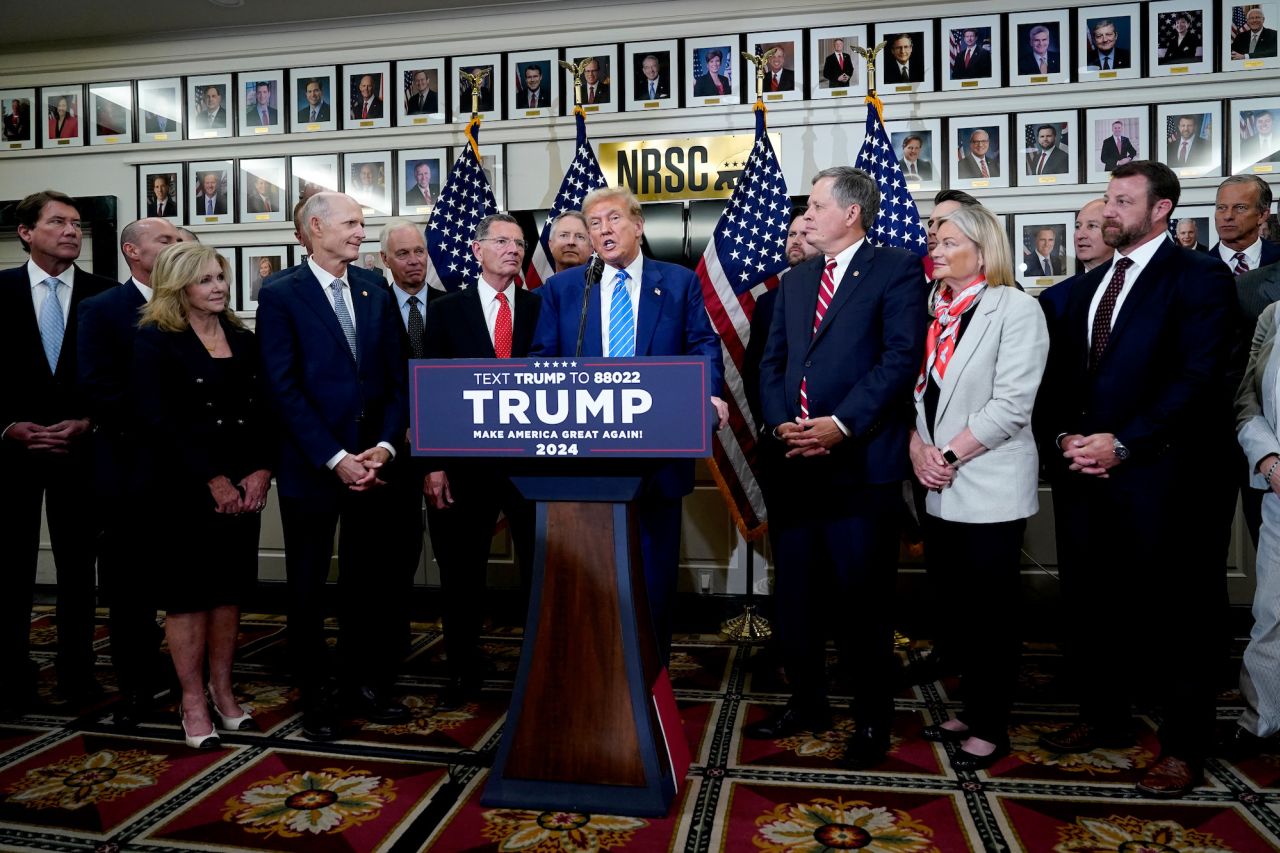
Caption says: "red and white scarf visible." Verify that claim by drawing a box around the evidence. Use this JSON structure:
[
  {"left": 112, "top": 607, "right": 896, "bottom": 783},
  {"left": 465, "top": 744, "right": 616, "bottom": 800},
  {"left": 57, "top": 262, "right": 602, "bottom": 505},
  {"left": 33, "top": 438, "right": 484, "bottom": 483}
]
[{"left": 915, "top": 277, "right": 986, "bottom": 400}]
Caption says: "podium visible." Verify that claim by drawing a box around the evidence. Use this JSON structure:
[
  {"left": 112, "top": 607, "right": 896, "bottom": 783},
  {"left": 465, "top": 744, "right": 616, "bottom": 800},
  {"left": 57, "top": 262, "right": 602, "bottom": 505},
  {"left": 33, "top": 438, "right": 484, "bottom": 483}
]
[{"left": 410, "top": 357, "right": 710, "bottom": 817}]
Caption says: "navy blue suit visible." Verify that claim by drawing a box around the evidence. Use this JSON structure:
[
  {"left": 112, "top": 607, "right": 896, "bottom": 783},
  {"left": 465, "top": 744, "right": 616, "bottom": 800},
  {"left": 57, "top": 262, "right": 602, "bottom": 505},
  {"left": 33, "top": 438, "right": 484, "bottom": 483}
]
[
  {"left": 77, "top": 280, "right": 162, "bottom": 692},
  {"left": 759, "top": 243, "right": 925, "bottom": 725},
  {"left": 1034, "top": 239, "right": 1235, "bottom": 763},
  {"left": 255, "top": 262, "right": 408, "bottom": 694},
  {"left": 1211, "top": 239, "right": 1280, "bottom": 272},
  {"left": 531, "top": 259, "right": 723, "bottom": 663},
  {"left": 0, "top": 263, "right": 114, "bottom": 700}
]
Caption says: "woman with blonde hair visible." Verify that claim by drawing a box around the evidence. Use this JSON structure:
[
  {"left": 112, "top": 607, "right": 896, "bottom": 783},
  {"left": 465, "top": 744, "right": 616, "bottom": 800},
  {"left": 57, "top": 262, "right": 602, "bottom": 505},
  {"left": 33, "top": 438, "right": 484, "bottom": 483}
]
[
  {"left": 909, "top": 204, "right": 1049, "bottom": 770},
  {"left": 133, "top": 242, "right": 272, "bottom": 748}
]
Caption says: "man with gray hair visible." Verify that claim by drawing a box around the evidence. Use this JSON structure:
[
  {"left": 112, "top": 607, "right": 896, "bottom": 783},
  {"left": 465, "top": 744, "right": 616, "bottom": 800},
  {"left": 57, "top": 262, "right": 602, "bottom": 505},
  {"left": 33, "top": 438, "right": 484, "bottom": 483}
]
[
  {"left": 547, "top": 210, "right": 590, "bottom": 273},
  {"left": 1018, "top": 24, "right": 1060, "bottom": 75},
  {"left": 1213, "top": 174, "right": 1280, "bottom": 276},
  {"left": 422, "top": 213, "right": 540, "bottom": 707},
  {"left": 746, "top": 166, "right": 925, "bottom": 771}
]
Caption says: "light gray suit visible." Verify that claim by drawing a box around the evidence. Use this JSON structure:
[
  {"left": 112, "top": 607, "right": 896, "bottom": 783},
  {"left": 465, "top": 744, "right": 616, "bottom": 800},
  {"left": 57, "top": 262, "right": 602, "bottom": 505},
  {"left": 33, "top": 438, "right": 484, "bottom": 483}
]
[
  {"left": 914, "top": 284, "right": 1049, "bottom": 523},
  {"left": 1234, "top": 301, "right": 1280, "bottom": 737}
]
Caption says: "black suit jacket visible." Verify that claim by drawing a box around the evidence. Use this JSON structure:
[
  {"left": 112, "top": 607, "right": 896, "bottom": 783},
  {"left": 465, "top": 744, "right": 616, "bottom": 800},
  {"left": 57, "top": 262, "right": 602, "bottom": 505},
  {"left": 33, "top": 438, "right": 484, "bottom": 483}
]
[
  {"left": 634, "top": 75, "right": 670, "bottom": 100},
  {"left": 406, "top": 90, "right": 438, "bottom": 114},
  {"left": 957, "top": 154, "right": 999, "bottom": 178},
  {"left": 351, "top": 97, "right": 384, "bottom": 119},
  {"left": 582, "top": 82, "right": 610, "bottom": 104},
  {"left": 823, "top": 52, "right": 854, "bottom": 85},
  {"left": 1211, "top": 240, "right": 1280, "bottom": 271},
  {"left": 1026, "top": 147, "right": 1069, "bottom": 175},
  {"left": 1087, "top": 47, "right": 1131, "bottom": 69},
  {"left": 1035, "top": 239, "right": 1235, "bottom": 476},
  {"left": 1099, "top": 135, "right": 1137, "bottom": 171},
  {"left": 77, "top": 280, "right": 147, "bottom": 496},
  {"left": 693, "top": 74, "right": 732, "bottom": 96},
  {"left": 883, "top": 55, "right": 925, "bottom": 84},
  {"left": 297, "top": 102, "right": 331, "bottom": 123},
  {"left": 516, "top": 87, "right": 551, "bottom": 108},
  {"left": 1161, "top": 33, "right": 1201, "bottom": 63},
  {"left": 0, "top": 264, "right": 115, "bottom": 436},
  {"left": 243, "top": 106, "right": 279, "bottom": 127},
  {"left": 147, "top": 197, "right": 176, "bottom": 217},
  {"left": 1233, "top": 27, "right": 1279, "bottom": 57},
  {"left": 405, "top": 186, "right": 433, "bottom": 207},
  {"left": 1167, "top": 135, "right": 1211, "bottom": 168},
  {"left": 194, "top": 108, "right": 225, "bottom": 129},
  {"left": 195, "top": 191, "right": 227, "bottom": 216},
  {"left": 951, "top": 45, "right": 991, "bottom": 79},
  {"left": 764, "top": 69, "right": 794, "bottom": 92},
  {"left": 1237, "top": 255, "right": 1280, "bottom": 322},
  {"left": 143, "top": 112, "right": 176, "bottom": 134},
  {"left": 246, "top": 187, "right": 281, "bottom": 214},
  {"left": 1017, "top": 49, "right": 1060, "bottom": 75}
]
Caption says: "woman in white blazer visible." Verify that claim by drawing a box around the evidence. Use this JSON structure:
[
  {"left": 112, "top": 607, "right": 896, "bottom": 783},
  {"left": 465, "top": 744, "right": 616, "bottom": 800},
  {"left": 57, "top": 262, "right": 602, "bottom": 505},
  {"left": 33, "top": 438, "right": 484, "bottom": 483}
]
[
  {"left": 908, "top": 204, "right": 1049, "bottom": 771},
  {"left": 1232, "top": 302, "right": 1280, "bottom": 756}
]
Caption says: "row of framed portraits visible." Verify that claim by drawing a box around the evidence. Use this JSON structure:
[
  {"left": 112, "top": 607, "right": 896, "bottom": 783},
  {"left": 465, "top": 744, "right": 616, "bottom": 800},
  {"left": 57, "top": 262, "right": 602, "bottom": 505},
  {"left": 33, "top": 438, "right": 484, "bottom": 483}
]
[
  {"left": 891, "top": 95, "right": 1280, "bottom": 192},
  {"left": 6, "top": 2, "right": 1278, "bottom": 152},
  {"left": 212, "top": 243, "right": 392, "bottom": 314},
  {"left": 139, "top": 147, "right": 504, "bottom": 226}
]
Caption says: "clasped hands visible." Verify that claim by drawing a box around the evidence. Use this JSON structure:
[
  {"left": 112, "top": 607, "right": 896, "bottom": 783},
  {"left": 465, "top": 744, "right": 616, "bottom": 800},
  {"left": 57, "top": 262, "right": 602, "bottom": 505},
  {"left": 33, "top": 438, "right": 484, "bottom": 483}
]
[
  {"left": 335, "top": 447, "right": 391, "bottom": 491},
  {"left": 1060, "top": 432, "right": 1122, "bottom": 477},
  {"left": 910, "top": 441, "right": 955, "bottom": 491},
  {"left": 775, "top": 416, "right": 845, "bottom": 458},
  {"left": 6, "top": 418, "right": 89, "bottom": 453},
  {"left": 209, "top": 469, "right": 272, "bottom": 514}
]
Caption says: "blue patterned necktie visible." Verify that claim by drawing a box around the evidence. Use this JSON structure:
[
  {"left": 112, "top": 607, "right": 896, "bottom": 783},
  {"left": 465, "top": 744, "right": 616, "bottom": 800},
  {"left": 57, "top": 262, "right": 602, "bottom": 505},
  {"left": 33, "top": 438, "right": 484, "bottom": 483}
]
[
  {"left": 39, "top": 277, "right": 64, "bottom": 372},
  {"left": 607, "top": 270, "right": 634, "bottom": 357},
  {"left": 329, "top": 280, "right": 357, "bottom": 360}
]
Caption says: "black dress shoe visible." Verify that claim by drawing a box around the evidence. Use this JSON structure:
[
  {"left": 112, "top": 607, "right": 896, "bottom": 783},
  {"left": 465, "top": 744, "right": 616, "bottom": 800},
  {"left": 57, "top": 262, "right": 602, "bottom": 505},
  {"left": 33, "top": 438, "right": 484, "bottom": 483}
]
[
  {"left": 113, "top": 690, "right": 150, "bottom": 730},
  {"left": 742, "top": 706, "right": 832, "bottom": 740},
  {"left": 921, "top": 723, "right": 968, "bottom": 743},
  {"left": 1220, "top": 725, "right": 1277, "bottom": 760},
  {"left": 950, "top": 741, "right": 1009, "bottom": 772},
  {"left": 300, "top": 701, "right": 342, "bottom": 741},
  {"left": 347, "top": 685, "right": 409, "bottom": 723},
  {"left": 842, "top": 726, "right": 891, "bottom": 770},
  {"left": 1038, "top": 721, "right": 1132, "bottom": 754},
  {"left": 436, "top": 676, "right": 479, "bottom": 712}
]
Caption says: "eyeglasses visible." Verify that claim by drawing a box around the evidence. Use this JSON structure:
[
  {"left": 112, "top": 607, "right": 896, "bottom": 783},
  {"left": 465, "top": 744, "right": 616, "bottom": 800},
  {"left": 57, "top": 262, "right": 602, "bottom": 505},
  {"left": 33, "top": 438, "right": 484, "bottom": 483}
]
[
  {"left": 553, "top": 232, "right": 590, "bottom": 243},
  {"left": 476, "top": 237, "right": 529, "bottom": 251}
]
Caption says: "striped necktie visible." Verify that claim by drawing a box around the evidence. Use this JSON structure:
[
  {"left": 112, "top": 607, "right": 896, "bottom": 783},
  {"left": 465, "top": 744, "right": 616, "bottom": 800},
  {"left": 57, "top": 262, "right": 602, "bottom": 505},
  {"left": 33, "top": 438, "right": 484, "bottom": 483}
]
[
  {"left": 329, "top": 280, "right": 358, "bottom": 360},
  {"left": 607, "top": 271, "right": 634, "bottom": 357},
  {"left": 800, "top": 258, "right": 838, "bottom": 418},
  {"left": 39, "top": 277, "right": 64, "bottom": 372}
]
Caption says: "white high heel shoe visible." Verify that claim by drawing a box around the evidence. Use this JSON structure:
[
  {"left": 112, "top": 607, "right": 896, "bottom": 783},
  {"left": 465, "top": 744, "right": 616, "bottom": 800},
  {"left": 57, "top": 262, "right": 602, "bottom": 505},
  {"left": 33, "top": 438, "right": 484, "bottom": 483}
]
[
  {"left": 209, "top": 685, "right": 256, "bottom": 731},
  {"left": 181, "top": 712, "right": 221, "bottom": 749}
]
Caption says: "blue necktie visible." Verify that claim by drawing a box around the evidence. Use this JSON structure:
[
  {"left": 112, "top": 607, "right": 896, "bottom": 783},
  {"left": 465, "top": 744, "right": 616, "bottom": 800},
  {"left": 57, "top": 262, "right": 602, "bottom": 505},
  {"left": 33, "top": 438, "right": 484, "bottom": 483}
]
[
  {"left": 607, "top": 270, "right": 634, "bottom": 357},
  {"left": 330, "top": 280, "right": 358, "bottom": 360},
  {"left": 39, "top": 278, "right": 64, "bottom": 372}
]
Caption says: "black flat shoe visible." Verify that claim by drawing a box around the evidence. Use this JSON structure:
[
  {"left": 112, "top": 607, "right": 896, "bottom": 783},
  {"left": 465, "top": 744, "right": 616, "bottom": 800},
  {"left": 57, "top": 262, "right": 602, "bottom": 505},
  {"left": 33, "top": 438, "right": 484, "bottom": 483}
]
[
  {"left": 842, "top": 725, "right": 892, "bottom": 770},
  {"left": 921, "top": 723, "right": 968, "bottom": 743},
  {"left": 950, "top": 742, "right": 1009, "bottom": 772}
]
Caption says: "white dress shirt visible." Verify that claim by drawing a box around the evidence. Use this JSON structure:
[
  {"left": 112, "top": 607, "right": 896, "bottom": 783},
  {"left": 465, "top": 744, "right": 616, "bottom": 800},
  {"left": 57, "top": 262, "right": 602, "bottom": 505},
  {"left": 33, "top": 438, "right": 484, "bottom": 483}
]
[
  {"left": 1086, "top": 232, "right": 1165, "bottom": 346},
  {"left": 599, "top": 255, "right": 644, "bottom": 356},
  {"left": 477, "top": 277, "right": 516, "bottom": 346},
  {"left": 27, "top": 260, "right": 74, "bottom": 324},
  {"left": 1218, "top": 236, "right": 1264, "bottom": 270},
  {"left": 130, "top": 276, "right": 153, "bottom": 303}
]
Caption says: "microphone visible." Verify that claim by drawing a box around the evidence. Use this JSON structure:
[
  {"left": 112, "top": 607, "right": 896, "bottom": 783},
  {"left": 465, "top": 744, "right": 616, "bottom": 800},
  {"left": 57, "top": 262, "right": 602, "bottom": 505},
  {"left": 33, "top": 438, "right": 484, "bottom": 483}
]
[{"left": 574, "top": 254, "right": 604, "bottom": 358}]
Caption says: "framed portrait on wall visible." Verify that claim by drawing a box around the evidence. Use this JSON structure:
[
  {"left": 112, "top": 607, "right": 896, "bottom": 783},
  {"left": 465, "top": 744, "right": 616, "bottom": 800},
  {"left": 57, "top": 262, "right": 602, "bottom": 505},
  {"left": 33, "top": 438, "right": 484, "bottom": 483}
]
[
  {"left": 239, "top": 158, "right": 287, "bottom": 224},
  {"left": 1014, "top": 211, "right": 1075, "bottom": 291},
  {"left": 397, "top": 147, "right": 445, "bottom": 214},
  {"left": 747, "top": 28, "right": 804, "bottom": 104},
  {"left": 290, "top": 65, "right": 337, "bottom": 133},
  {"left": 448, "top": 143, "right": 506, "bottom": 210},
  {"left": 0, "top": 87, "right": 37, "bottom": 151},
  {"left": 240, "top": 246, "right": 287, "bottom": 313},
  {"left": 238, "top": 70, "right": 284, "bottom": 137},
  {"left": 189, "top": 159, "right": 234, "bottom": 226},
  {"left": 1230, "top": 96, "right": 1280, "bottom": 173},
  {"left": 1085, "top": 106, "right": 1149, "bottom": 183},
  {"left": 1167, "top": 204, "right": 1218, "bottom": 253},
  {"left": 1015, "top": 110, "right": 1080, "bottom": 187},
  {"left": 397, "top": 58, "right": 446, "bottom": 126},
  {"left": 949, "top": 115, "right": 1010, "bottom": 190},
  {"left": 1008, "top": 9, "right": 1070, "bottom": 86},
  {"left": 137, "top": 77, "right": 182, "bottom": 142},
  {"left": 1150, "top": 0, "right": 1212, "bottom": 76},
  {"left": 1079, "top": 4, "right": 1142, "bottom": 81},
  {"left": 451, "top": 52, "right": 501, "bottom": 122},
  {"left": 564, "top": 44, "right": 618, "bottom": 114},
  {"left": 624, "top": 39, "right": 679, "bottom": 111},
  {"left": 41, "top": 85, "right": 84, "bottom": 148},
  {"left": 941, "top": 14, "right": 1001, "bottom": 92},
  {"left": 875, "top": 20, "right": 935, "bottom": 94},
  {"left": 139, "top": 163, "right": 183, "bottom": 223},
  {"left": 88, "top": 81, "right": 133, "bottom": 145},
  {"left": 887, "top": 117, "right": 942, "bottom": 193},
  {"left": 343, "top": 61, "right": 392, "bottom": 130},
  {"left": 1225, "top": 2, "right": 1280, "bottom": 71},
  {"left": 686, "top": 35, "right": 739, "bottom": 107},
  {"left": 1157, "top": 100, "right": 1222, "bottom": 178},
  {"left": 345, "top": 150, "right": 393, "bottom": 217},
  {"left": 352, "top": 241, "right": 391, "bottom": 284},
  {"left": 291, "top": 153, "right": 339, "bottom": 212},
  {"left": 809, "top": 25, "right": 868, "bottom": 100},
  {"left": 188, "top": 74, "right": 232, "bottom": 139},
  {"left": 509, "top": 49, "right": 557, "bottom": 119}
]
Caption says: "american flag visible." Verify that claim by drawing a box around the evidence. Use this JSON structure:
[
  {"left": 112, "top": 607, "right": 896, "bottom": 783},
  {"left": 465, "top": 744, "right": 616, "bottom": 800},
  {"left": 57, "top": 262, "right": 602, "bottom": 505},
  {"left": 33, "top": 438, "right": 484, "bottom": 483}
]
[
  {"left": 1232, "top": 5, "right": 1249, "bottom": 41},
  {"left": 694, "top": 105, "right": 790, "bottom": 540},
  {"left": 424, "top": 117, "right": 499, "bottom": 292},
  {"left": 855, "top": 100, "right": 928, "bottom": 256},
  {"left": 524, "top": 107, "right": 609, "bottom": 289}
]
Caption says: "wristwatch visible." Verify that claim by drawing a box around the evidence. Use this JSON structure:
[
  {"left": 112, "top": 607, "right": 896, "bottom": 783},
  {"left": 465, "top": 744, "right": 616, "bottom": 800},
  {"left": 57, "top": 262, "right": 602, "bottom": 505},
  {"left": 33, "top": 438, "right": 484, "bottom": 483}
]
[
  {"left": 941, "top": 446, "right": 960, "bottom": 466},
  {"left": 1112, "top": 438, "right": 1130, "bottom": 461}
]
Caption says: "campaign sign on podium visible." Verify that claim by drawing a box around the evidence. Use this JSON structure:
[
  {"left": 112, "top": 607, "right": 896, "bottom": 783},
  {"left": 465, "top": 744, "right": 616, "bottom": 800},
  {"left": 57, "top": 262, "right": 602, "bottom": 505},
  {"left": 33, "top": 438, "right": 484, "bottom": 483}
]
[
  {"left": 409, "top": 354, "right": 710, "bottom": 817},
  {"left": 410, "top": 355, "right": 713, "bottom": 458}
]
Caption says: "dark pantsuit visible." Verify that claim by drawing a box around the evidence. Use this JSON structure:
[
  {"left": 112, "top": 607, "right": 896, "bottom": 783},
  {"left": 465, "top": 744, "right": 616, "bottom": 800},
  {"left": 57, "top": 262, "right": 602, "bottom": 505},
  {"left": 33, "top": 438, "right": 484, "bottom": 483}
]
[
  {"left": 923, "top": 515, "right": 1025, "bottom": 743},
  {"left": 96, "top": 505, "right": 161, "bottom": 691},
  {"left": 773, "top": 481, "right": 900, "bottom": 727}
]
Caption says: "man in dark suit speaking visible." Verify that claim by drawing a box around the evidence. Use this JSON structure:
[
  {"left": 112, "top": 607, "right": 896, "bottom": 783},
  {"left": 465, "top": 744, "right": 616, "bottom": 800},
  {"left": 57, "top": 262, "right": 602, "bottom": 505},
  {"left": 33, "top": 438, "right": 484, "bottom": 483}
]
[
  {"left": 744, "top": 167, "right": 925, "bottom": 771},
  {"left": 256, "top": 192, "right": 409, "bottom": 740},
  {"left": 1034, "top": 161, "right": 1236, "bottom": 798},
  {"left": 531, "top": 186, "right": 726, "bottom": 664}
]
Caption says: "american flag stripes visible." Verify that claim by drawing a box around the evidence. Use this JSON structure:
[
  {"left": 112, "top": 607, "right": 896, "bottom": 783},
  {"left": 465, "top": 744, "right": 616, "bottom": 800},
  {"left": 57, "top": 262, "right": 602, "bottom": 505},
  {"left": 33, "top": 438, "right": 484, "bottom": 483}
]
[
  {"left": 694, "top": 105, "right": 791, "bottom": 540},
  {"left": 524, "top": 107, "right": 609, "bottom": 289},
  {"left": 424, "top": 117, "right": 500, "bottom": 292},
  {"left": 854, "top": 99, "right": 929, "bottom": 256}
]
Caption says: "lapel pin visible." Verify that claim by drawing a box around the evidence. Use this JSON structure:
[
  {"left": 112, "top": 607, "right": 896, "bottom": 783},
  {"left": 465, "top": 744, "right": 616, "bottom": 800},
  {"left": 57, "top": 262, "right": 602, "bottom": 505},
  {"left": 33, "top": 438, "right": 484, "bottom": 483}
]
[
  {"left": 653, "top": 287, "right": 661, "bottom": 295},
  {"left": 361, "top": 290, "right": 368, "bottom": 296},
  {"left": 852, "top": 270, "right": 860, "bottom": 277}
]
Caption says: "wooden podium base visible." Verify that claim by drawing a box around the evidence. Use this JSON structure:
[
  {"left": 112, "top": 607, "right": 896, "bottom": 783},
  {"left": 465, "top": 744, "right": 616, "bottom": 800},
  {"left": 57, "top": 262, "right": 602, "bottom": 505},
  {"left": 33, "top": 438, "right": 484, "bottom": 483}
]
[{"left": 482, "top": 476, "right": 682, "bottom": 817}]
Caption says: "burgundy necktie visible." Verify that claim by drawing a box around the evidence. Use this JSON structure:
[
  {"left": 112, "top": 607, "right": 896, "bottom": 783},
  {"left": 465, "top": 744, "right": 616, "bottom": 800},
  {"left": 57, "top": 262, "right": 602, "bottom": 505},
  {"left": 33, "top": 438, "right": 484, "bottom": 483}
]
[
  {"left": 800, "top": 258, "right": 838, "bottom": 418},
  {"left": 1234, "top": 252, "right": 1250, "bottom": 276},
  {"left": 979, "top": 158, "right": 990, "bottom": 178},
  {"left": 1090, "top": 257, "right": 1134, "bottom": 368},
  {"left": 493, "top": 291, "right": 512, "bottom": 358},
  {"left": 1037, "top": 153, "right": 1047, "bottom": 174}
]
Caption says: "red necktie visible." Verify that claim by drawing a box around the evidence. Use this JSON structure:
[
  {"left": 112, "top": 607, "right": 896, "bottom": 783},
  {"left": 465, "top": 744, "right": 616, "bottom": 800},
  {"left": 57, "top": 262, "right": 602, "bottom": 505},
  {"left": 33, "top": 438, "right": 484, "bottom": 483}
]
[
  {"left": 1234, "top": 252, "right": 1251, "bottom": 276},
  {"left": 493, "top": 291, "right": 512, "bottom": 358},
  {"left": 529, "top": 91, "right": 536, "bottom": 108},
  {"left": 800, "top": 258, "right": 838, "bottom": 418},
  {"left": 1037, "top": 153, "right": 1047, "bottom": 174},
  {"left": 838, "top": 53, "right": 844, "bottom": 69},
  {"left": 979, "top": 158, "right": 989, "bottom": 178},
  {"left": 1090, "top": 257, "right": 1134, "bottom": 368},
  {"left": 362, "top": 102, "right": 369, "bottom": 119},
  {"left": 965, "top": 48, "right": 973, "bottom": 66}
]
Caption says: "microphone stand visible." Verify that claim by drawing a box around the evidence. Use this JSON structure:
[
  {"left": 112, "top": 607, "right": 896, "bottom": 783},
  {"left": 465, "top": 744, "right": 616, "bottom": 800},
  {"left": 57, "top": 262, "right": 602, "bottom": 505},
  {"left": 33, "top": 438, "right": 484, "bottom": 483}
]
[{"left": 574, "top": 255, "right": 604, "bottom": 357}]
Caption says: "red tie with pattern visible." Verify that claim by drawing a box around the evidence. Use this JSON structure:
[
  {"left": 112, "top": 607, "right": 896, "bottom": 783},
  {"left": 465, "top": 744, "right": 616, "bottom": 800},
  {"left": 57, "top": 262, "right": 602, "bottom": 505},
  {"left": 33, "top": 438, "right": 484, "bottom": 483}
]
[
  {"left": 800, "top": 258, "right": 838, "bottom": 418},
  {"left": 1090, "top": 257, "right": 1133, "bottom": 369},
  {"left": 1234, "top": 252, "right": 1250, "bottom": 276},
  {"left": 979, "top": 158, "right": 990, "bottom": 178},
  {"left": 493, "top": 291, "right": 512, "bottom": 358}
]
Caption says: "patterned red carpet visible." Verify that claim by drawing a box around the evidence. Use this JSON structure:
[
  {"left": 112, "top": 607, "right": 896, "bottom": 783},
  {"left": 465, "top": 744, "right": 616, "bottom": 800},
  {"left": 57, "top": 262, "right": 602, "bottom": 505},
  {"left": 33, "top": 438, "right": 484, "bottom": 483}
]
[{"left": 1, "top": 609, "right": 1278, "bottom": 851}]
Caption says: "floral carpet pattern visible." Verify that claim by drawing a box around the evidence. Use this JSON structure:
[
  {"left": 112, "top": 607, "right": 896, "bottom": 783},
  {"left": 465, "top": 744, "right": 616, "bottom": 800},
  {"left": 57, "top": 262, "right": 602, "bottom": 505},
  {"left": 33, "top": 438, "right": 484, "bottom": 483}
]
[{"left": 0, "top": 609, "right": 1278, "bottom": 851}]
